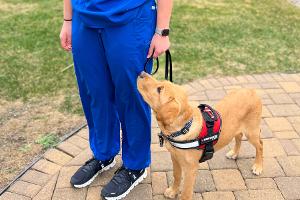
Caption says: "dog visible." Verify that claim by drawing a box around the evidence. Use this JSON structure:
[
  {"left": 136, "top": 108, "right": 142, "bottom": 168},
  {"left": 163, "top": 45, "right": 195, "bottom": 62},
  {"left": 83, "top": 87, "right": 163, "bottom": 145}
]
[{"left": 137, "top": 72, "right": 263, "bottom": 200}]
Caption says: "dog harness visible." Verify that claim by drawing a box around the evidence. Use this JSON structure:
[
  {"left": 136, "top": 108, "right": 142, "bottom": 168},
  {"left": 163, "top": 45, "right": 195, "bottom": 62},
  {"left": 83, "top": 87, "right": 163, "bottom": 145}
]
[{"left": 158, "top": 104, "right": 222, "bottom": 163}]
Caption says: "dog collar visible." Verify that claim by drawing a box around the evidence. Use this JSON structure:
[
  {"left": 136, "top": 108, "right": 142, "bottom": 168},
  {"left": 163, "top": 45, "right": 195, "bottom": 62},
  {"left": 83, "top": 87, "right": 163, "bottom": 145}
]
[
  {"left": 158, "top": 118, "right": 193, "bottom": 148},
  {"left": 169, "top": 119, "right": 193, "bottom": 138}
]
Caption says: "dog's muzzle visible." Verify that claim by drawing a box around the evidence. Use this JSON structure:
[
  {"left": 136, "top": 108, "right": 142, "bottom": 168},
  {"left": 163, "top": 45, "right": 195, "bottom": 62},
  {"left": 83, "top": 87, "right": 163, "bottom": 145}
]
[{"left": 139, "top": 71, "right": 148, "bottom": 79}]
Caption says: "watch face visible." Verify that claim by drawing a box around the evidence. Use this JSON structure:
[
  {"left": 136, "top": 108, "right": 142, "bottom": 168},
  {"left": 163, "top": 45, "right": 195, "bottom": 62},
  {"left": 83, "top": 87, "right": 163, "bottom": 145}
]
[{"left": 162, "top": 29, "right": 169, "bottom": 36}]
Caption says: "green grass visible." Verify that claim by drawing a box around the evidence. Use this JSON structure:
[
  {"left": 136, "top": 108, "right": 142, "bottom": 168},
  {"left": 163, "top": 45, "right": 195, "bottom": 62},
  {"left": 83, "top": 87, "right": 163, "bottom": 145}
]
[
  {"left": 169, "top": 0, "right": 300, "bottom": 82},
  {"left": 59, "top": 93, "right": 84, "bottom": 115},
  {"left": 35, "top": 133, "right": 60, "bottom": 149},
  {"left": 0, "top": 0, "right": 75, "bottom": 101},
  {"left": 0, "top": 0, "right": 300, "bottom": 102},
  {"left": 18, "top": 143, "right": 32, "bottom": 153}
]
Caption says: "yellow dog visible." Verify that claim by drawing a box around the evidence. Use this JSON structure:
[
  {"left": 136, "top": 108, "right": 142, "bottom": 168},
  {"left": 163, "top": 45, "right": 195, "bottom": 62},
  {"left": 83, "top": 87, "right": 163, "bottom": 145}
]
[{"left": 137, "top": 72, "right": 263, "bottom": 200}]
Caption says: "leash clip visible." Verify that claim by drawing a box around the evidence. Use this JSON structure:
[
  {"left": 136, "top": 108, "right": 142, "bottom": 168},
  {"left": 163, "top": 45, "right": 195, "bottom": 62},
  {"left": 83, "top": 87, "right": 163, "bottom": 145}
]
[{"left": 158, "top": 132, "right": 164, "bottom": 147}]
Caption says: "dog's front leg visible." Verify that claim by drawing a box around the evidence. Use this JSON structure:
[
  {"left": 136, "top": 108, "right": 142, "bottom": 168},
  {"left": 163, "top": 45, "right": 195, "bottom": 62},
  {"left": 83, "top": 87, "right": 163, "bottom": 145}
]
[
  {"left": 180, "top": 164, "right": 197, "bottom": 200},
  {"left": 164, "top": 155, "right": 181, "bottom": 199}
]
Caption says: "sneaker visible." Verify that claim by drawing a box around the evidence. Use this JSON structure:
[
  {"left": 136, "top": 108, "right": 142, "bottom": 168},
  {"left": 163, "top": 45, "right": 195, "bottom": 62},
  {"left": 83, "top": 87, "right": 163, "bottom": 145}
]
[
  {"left": 70, "top": 157, "right": 116, "bottom": 188},
  {"left": 101, "top": 166, "right": 147, "bottom": 200}
]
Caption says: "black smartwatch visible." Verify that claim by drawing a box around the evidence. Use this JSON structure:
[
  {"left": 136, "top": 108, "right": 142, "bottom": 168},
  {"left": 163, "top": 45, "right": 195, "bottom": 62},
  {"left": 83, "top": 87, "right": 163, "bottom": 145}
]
[{"left": 155, "top": 28, "right": 170, "bottom": 36}]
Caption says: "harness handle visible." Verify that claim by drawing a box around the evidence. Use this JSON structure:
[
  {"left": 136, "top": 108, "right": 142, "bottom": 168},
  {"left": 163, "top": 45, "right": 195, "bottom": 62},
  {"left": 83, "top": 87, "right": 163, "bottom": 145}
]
[{"left": 143, "top": 49, "right": 173, "bottom": 82}]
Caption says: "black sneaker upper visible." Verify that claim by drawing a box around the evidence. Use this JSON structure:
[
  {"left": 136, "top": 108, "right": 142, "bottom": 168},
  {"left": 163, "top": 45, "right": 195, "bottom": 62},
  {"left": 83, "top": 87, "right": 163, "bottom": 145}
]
[
  {"left": 70, "top": 157, "right": 114, "bottom": 186},
  {"left": 101, "top": 166, "right": 145, "bottom": 198}
]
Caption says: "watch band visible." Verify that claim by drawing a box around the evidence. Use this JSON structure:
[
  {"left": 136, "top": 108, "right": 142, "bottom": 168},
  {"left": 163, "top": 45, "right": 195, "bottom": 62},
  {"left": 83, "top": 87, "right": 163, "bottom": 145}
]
[{"left": 155, "top": 28, "right": 170, "bottom": 36}]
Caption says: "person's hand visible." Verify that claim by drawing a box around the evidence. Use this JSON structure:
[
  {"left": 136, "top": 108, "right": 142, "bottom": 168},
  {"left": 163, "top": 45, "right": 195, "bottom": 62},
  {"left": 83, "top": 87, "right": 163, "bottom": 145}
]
[
  {"left": 147, "top": 34, "right": 170, "bottom": 58},
  {"left": 60, "top": 21, "right": 72, "bottom": 51}
]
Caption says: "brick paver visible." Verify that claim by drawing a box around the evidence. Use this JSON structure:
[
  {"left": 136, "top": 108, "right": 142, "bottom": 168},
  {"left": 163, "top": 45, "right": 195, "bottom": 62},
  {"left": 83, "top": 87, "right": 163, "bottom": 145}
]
[
  {"left": 56, "top": 141, "right": 82, "bottom": 157},
  {"left": 8, "top": 181, "right": 41, "bottom": 198},
  {"left": 208, "top": 147, "right": 238, "bottom": 169},
  {"left": 202, "top": 191, "right": 235, "bottom": 200},
  {"left": 86, "top": 186, "right": 102, "bottom": 200},
  {"left": 44, "top": 149, "right": 73, "bottom": 166},
  {"left": 237, "top": 157, "right": 285, "bottom": 178},
  {"left": 279, "top": 139, "right": 300, "bottom": 156},
  {"left": 52, "top": 188, "right": 87, "bottom": 200},
  {"left": 0, "top": 192, "right": 31, "bottom": 200},
  {"left": 244, "top": 178, "right": 277, "bottom": 190},
  {"left": 274, "top": 177, "right": 300, "bottom": 200},
  {"left": 19, "top": 170, "right": 51, "bottom": 186},
  {"left": 32, "top": 159, "right": 61, "bottom": 175},
  {"left": 264, "top": 117, "right": 293, "bottom": 132},
  {"left": 194, "top": 170, "right": 216, "bottom": 193},
  {"left": 33, "top": 173, "right": 59, "bottom": 200},
  {"left": 151, "top": 172, "right": 168, "bottom": 195},
  {"left": 56, "top": 166, "right": 80, "bottom": 188},
  {"left": 234, "top": 189, "right": 284, "bottom": 200},
  {"left": 2, "top": 73, "right": 300, "bottom": 200},
  {"left": 277, "top": 156, "right": 300, "bottom": 176},
  {"left": 212, "top": 169, "right": 246, "bottom": 191}
]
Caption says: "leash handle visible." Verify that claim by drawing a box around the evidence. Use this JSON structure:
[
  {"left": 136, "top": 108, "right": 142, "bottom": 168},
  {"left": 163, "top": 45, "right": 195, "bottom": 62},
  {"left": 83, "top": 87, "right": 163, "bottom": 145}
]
[
  {"left": 165, "top": 50, "right": 172, "bottom": 82},
  {"left": 143, "top": 50, "right": 173, "bottom": 82},
  {"left": 143, "top": 51, "right": 159, "bottom": 75}
]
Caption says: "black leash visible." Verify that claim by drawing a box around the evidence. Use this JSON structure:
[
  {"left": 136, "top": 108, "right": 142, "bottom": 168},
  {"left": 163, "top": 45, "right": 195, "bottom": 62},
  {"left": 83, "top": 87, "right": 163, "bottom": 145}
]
[{"left": 143, "top": 50, "right": 173, "bottom": 82}]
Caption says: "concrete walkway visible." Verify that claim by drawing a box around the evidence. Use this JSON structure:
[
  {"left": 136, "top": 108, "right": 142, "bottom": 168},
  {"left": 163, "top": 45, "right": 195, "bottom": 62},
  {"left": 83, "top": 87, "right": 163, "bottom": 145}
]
[{"left": 1, "top": 73, "right": 300, "bottom": 200}]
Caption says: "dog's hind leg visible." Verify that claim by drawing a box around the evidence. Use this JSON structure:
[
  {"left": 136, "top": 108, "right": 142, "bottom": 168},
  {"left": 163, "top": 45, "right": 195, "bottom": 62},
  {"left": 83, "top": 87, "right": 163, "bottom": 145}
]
[
  {"left": 164, "top": 155, "right": 181, "bottom": 199},
  {"left": 226, "top": 132, "right": 243, "bottom": 160},
  {"left": 245, "top": 127, "right": 263, "bottom": 175}
]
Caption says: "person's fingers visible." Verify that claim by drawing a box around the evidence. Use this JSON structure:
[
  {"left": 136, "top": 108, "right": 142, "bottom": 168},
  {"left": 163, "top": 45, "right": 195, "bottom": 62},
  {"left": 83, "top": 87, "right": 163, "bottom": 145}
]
[
  {"left": 66, "top": 33, "right": 72, "bottom": 51},
  {"left": 147, "top": 43, "right": 155, "bottom": 58},
  {"left": 153, "top": 48, "right": 163, "bottom": 58},
  {"left": 61, "top": 32, "right": 73, "bottom": 51},
  {"left": 61, "top": 34, "right": 71, "bottom": 51},
  {"left": 60, "top": 33, "right": 67, "bottom": 50}
]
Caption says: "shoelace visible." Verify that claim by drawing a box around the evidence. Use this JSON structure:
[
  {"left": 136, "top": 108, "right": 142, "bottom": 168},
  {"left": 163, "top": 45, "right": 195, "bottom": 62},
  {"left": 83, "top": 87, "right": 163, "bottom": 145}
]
[
  {"left": 82, "top": 158, "right": 100, "bottom": 172},
  {"left": 112, "top": 166, "right": 136, "bottom": 185}
]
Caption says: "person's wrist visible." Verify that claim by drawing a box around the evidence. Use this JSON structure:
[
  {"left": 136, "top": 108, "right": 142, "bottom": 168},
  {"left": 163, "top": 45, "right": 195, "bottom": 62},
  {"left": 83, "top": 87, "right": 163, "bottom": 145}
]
[
  {"left": 63, "top": 20, "right": 72, "bottom": 26},
  {"left": 154, "top": 33, "right": 169, "bottom": 39},
  {"left": 64, "top": 18, "right": 72, "bottom": 22},
  {"left": 155, "top": 27, "right": 170, "bottom": 37}
]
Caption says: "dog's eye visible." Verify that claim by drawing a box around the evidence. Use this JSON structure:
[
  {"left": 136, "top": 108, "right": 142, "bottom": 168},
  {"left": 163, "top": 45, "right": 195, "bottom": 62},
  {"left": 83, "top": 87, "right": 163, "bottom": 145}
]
[{"left": 157, "top": 87, "right": 162, "bottom": 93}]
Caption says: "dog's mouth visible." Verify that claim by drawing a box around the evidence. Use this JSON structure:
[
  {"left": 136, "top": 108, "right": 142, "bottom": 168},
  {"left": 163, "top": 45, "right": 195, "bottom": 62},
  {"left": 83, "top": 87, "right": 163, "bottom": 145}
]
[
  {"left": 138, "top": 71, "right": 148, "bottom": 79},
  {"left": 137, "top": 71, "right": 152, "bottom": 92},
  {"left": 137, "top": 71, "right": 159, "bottom": 108},
  {"left": 137, "top": 72, "right": 146, "bottom": 92}
]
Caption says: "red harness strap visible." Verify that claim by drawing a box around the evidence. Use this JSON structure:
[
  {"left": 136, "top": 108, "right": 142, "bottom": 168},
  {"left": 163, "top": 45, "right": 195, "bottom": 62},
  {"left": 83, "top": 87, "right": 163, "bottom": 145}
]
[{"left": 197, "top": 104, "right": 222, "bottom": 163}]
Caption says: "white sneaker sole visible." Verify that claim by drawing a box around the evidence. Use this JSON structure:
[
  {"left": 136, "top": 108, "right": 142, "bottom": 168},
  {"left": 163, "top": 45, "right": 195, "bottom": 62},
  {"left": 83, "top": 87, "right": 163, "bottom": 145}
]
[
  {"left": 103, "top": 170, "right": 147, "bottom": 200},
  {"left": 73, "top": 159, "right": 116, "bottom": 188}
]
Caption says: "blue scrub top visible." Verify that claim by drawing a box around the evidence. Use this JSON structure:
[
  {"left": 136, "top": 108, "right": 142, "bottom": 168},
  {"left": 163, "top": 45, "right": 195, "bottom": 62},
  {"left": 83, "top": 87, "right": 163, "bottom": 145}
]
[{"left": 72, "top": 0, "right": 149, "bottom": 28}]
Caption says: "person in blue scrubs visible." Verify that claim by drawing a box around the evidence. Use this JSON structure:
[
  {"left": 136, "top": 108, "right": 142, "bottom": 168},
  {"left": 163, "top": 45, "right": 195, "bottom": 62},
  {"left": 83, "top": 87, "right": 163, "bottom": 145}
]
[{"left": 60, "top": 0, "right": 173, "bottom": 199}]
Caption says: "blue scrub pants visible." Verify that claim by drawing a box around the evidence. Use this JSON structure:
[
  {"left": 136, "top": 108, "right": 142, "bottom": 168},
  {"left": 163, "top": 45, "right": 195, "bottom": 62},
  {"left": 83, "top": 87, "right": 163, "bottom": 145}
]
[{"left": 71, "top": 0, "right": 156, "bottom": 170}]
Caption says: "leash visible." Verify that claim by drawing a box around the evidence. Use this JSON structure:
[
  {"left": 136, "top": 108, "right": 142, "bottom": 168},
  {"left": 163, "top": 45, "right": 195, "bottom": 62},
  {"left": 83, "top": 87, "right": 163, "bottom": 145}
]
[{"left": 143, "top": 49, "right": 173, "bottom": 82}]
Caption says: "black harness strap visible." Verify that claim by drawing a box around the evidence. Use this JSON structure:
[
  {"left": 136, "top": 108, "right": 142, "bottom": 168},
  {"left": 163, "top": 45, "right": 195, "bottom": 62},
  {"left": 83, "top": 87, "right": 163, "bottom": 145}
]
[
  {"left": 169, "top": 119, "right": 193, "bottom": 138},
  {"left": 158, "top": 119, "right": 193, "bottom": 147},
  {"left": 198, "top": 104, "right": 218, "bottom": 163},
  {"left": 199, "top": 121, "right": 215, "bottom": 162}
]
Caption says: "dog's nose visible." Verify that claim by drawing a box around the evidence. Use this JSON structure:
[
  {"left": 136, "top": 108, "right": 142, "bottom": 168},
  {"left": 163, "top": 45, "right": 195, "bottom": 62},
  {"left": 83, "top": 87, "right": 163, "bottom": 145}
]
[{"left": 139, "top": 71, "right": 148, "bottom": 79}]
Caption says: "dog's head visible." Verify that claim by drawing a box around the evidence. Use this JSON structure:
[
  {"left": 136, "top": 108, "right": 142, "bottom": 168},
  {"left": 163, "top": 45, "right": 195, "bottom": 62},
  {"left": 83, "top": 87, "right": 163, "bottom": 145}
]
[{"left": 137, "top": 72, "right": 190, "bottom": 127}]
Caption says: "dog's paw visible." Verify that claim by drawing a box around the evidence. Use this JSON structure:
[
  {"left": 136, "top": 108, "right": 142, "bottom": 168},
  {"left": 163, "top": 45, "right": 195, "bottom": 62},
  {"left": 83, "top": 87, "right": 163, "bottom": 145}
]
[
  {"left": 164, "top": 187, "right": 178, "bottom": 199},
  {"left": 252, "top": 164, "right": 263, "bottom": 175},
  {"left": 226, "top": 150, "right": 238, "bottom": 160}
]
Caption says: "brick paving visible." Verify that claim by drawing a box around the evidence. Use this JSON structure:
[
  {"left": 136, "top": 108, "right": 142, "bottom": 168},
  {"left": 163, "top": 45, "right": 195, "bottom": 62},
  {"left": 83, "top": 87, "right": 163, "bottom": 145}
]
[{"left": 1, "top": 73, "right": 300, "bottom": 200}]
